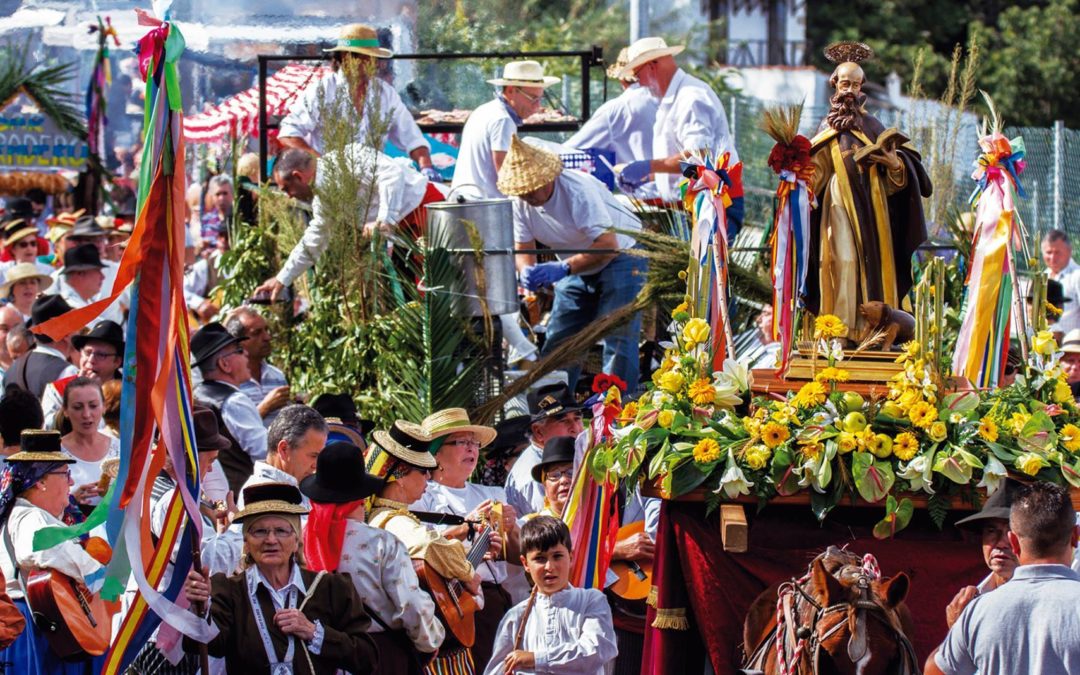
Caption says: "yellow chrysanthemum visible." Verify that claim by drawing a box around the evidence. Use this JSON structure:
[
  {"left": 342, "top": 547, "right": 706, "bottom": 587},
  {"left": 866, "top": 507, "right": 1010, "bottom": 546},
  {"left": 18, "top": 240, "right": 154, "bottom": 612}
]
[
  {"left": 929, "top": 421, "right": 948, "bottom": 442},
  {"left": 671, "top": 301, "right": 689, "bottom": 318},
  {"left": 688, "top": 378, "right": 717, "bottom": 405},
  {"left": 658, "top": 371, "right": 685, "bottom": 394},
  {"left": 978, "top": 417, "right": 999, "bottom": 443},
  {"left": 837, "top": 431, "right": 858, "bottom": 454},
  {"left": 908, "top": 401, "right": 938, "bottom": 429},
  {"left": 742, "top": 416, "right": 762, "bottom": 440},
  {"left": 620, "top": 401, "right": 640, "bottom": 422},
  {"left": 744, "top": 444, "right": 772, "bottom": 470},
  {"left": 893, "top": 432, "right": 919, "bottom": 461},
  {"left": 792, "top": 381, "right": 828, "bottom": 409},
  {"left": 692, "top": 437, "right": 722, "bottom": 464},
  {"left": 658, "top": 410, "right": 675, "bottom": 429},
  {"left": 1061, "top": 423, "right": 1080, "bottom": 453},
  {"left": 1015, "top": 452, "right": 1046, "bottom": 477},
  {"left": 813, "top": 314, "right": 847, "bottom": 339},
  {"left": 761, "top": 422, "right": 791, "bottom": 449},
  {"left": 682, "top": 318, "right": 710, "bottom": 346},
  {"left": 814, "top": 367, "right": 851, "bottom": 383},
  {"left": 1054, "top": 378, "right": 1073, "bottom": 404}
]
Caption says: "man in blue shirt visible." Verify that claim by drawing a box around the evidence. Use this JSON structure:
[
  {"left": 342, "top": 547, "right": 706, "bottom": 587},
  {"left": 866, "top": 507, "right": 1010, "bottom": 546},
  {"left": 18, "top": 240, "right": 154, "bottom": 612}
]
[{"left": 928, "top": 481, "right": 1080, "bottom": 675}]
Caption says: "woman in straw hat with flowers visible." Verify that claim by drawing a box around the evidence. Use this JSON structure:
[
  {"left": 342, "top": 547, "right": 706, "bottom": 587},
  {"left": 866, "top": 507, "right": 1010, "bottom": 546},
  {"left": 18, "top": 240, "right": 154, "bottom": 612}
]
[
  {"left": 367, "top": 421, "right": 485, "bottom": 674},
  {"left": 566, "top": 47, "right": 658, "bottom": 197},
  {"left": 409, "top": 408, "right": 524, "bottom": 670},
  {"left": 183, "top": 482, "right": 379, "bottom": 675},
  {"left": 277, "top": 23, "right": 440, "bottom": 182},
  {"left": 499, "top": 135, "right": 647, "bottom": 390}
]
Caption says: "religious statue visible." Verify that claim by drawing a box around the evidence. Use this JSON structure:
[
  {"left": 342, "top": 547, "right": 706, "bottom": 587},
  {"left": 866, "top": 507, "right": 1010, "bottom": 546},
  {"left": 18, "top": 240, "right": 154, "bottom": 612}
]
[{"left": 805, "top": 42, "right": 933, "bottom": 337}]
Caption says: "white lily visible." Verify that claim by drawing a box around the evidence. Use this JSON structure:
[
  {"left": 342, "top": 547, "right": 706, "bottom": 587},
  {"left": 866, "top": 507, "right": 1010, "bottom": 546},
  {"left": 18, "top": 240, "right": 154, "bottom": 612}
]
[
  {"left": 898, "top": 454, "right": 935, "bottom": 494},
  {"left": 977, "top": 455, "right": 1008, "bottom": 494},
  {"left": 714, "top": 358, "right": 751, "bottom": 393},
  {"left": 715, "top": 449, "right": 754, "bottom": 499}
]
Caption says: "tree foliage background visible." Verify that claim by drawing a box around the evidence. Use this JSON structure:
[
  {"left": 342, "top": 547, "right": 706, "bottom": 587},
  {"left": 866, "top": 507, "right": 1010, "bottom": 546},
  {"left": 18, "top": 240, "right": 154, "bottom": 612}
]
[{"left": 808, "top": 0, "right": 1080, "bottom": 127}]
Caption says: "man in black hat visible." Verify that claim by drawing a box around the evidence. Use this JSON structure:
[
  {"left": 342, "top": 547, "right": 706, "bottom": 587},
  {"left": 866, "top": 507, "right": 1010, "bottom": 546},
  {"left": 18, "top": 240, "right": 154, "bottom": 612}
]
[
  {"left": 53, "top": 243, "right": 124, "bottom": 326},
  {"left": 190, "top": 321, "right": 267, "bottom": 495},
  {"left": 50, "top": 216, "right": 127, "bottom": 319},
  {"left": 504, "top": 383, "right": 585, "bottom": 516},
  {"left": 40, "top": 320, "right": 124, "bottom": 429},
  {"left": 2, "top": 295, "right": 77, "bottom": 400}
]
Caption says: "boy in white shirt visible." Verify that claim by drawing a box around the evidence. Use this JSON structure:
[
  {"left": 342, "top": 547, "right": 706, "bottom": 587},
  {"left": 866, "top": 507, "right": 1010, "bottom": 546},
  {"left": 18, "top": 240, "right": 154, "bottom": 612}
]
[{"left": 485, "top": 516, "right": 617, "bottom": 675}]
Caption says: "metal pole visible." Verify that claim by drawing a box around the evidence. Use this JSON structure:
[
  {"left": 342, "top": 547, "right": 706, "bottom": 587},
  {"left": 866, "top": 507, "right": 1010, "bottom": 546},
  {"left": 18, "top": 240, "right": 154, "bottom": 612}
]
[
  {"left": 258, "top": 56, "right": 269, "bottom": 184},
  {"left": 1054, "top": 119, "right": 1064, "bottom": 232},
  {"left": 730, "top": 95, "right": 738, "bottom": 141},
  {"left": 630, "top": 0, "right": 649, "bottom": 42}
]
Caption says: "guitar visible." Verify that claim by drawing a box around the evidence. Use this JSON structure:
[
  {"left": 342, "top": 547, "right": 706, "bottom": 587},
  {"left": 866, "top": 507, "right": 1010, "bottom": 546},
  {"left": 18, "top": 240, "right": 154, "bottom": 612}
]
[
  {"left": 413, "top": 521, "right": 493, "bottom": 648},
  {"left": 25, "top": 568, "right": 112, "bottom": 659},
  {"left": 609, "top": 521, "right": 653, "bottom": 601}
]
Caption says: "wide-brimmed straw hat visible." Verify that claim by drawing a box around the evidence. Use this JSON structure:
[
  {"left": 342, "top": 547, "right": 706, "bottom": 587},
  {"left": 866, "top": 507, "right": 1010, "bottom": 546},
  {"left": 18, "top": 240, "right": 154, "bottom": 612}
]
[
  {"left": 2, "top": 218, "right": 36, "bottom": 248},
  {"left": 496, "top": 136, "right": 563, "bottom": 197},
  {"left": 0, "top": 263, "right": 52, "bottom": 297},
  {"left": 487, "top": 60, "right": 560, "bottom": 88},
  {"left": 45, "top": 210, "right": 84, "bottom": 228},
  {"left": 371, "top": 421, "right": 438, "bottom": 469},
  {"left": 233, "top": 482, "right": 309, "bottom": 524},
  {"left": 606, "top": 47, "right": 636, "bottom": 82},
  {"left": 407, "top": 408, "right": 497, "bottom": 451},
  {"left": 324, "top": 24, "right": 393, "bottom": 59},
  {"left": 1062, "top": 329, "right": 1080, "bottom": 355},
  {"left": 618, "top": 37, "right": 685, "bottom": 79},
  {"left": 6, "top": 429, "right": 73, "bottom": 464}
]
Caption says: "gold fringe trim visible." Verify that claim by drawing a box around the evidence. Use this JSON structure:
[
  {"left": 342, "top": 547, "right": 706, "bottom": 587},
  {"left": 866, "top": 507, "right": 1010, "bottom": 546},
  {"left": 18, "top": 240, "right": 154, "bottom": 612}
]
[
  {"left": 651, "top": 607, "right": 689, "bottom": 631},
  {"left": 646, "top": 585, "right": 658, "bottom": 608}
]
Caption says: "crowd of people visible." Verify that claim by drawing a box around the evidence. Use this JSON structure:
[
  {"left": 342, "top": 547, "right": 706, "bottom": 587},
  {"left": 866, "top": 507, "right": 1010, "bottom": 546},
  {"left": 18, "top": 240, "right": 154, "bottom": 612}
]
[{"left": 0, "top": 19, "right": 1078, "bottom": 675}]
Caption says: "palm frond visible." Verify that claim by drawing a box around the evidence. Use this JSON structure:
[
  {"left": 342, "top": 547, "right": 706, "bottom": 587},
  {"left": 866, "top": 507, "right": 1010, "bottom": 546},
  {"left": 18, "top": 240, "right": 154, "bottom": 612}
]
[{"left": 0, "top": 44, "right": 85, "bottom": 139}]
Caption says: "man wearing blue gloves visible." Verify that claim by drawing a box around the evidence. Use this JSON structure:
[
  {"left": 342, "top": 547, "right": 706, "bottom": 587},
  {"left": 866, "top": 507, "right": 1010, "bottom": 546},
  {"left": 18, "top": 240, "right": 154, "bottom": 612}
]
[
  {"left": 497, "top": 136, "right": 646, "bottom": 391},
  {"left": 615, "top": 37, "right": 744, "bottom": 235}
]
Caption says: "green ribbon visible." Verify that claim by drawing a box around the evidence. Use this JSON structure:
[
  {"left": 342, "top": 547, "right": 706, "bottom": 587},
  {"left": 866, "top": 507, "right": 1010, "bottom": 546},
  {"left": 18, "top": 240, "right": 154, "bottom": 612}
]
[{"left": 337, "top": 38, "right": 381, "bottom": 48}]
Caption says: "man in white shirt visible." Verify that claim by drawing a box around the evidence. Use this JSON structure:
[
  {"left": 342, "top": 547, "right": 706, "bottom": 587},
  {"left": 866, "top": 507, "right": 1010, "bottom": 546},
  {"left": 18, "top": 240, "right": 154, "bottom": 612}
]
[
  {"left": 224, "top": 307, "right": 291, "bottom": 428},
  {"left": 277, "top": 23, "right": 440, "bottom": 182},
  {"left": 254, "top": 146, "right": 441, "bottom": 301},
  {"left": 566, "top": 47, "right": 658, "bottom": 198},
  {"left": 3, "top": 295, "right": 78, "bottom": 400},
  {"left": 1042, "top": 229, "right": 1080, "bottom": 335},
  {"left": 499, "top": 135, "right": 647, "bottom": 390},
  {"left": 54, "top": 244, "right": 124, "bottom": 327},
  {"left": 616, "top": 37, "right": 744, "bottom": 232}
]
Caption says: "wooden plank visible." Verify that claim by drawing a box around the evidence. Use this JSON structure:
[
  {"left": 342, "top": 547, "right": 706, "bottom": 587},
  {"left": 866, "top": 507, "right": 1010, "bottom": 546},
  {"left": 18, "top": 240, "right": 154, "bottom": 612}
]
[{"left": 720, "top": 504, "right": 748, "bottom": 552}]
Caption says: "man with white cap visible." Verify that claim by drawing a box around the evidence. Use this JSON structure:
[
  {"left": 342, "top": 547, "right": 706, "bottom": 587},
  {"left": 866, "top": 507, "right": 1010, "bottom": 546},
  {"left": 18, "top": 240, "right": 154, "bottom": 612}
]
[
  {"left": 616, "top": 37, "right": 744, "bottom": 230},
  {"left": 566, "top": 47, "right": 658, "bottom": 197},
  {"left": 451, "top": 60, "right": 561, "bottom": 366},
  {"left": 278, "top": 23, "right": 440, "bottom": 182},
  {"left": 498, "top": 135, "right": 646, "bottom": 390}
]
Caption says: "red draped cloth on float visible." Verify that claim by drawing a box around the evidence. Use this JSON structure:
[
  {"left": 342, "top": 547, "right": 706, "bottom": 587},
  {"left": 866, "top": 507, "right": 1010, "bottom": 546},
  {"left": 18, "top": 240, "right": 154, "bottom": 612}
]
[{"left": 642, "top": 500, "right": 988, "bottom": 675}]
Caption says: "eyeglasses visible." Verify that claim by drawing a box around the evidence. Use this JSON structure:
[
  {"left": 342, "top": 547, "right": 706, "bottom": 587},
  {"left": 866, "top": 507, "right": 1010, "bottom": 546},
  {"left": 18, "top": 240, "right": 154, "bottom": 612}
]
[
  {"left": 248, "top": 527, "right": 296, "bottom": 540},
  {"left": 544, "top": 468, "right": 574, "bottom": 482},
  {"left": 516, "top": 89, "right": 543, "bottom": 104},
  {"left": 412, "top": 466, "right": 432, "bottom": 477},
  {"left": 47, "top": 469, "right": 72, "bottom": 479},
  {"left": 444, "top": 439, "right": 481, "bottom": 448},
  {"left": 82, "top": 349, "right": 118, "bottom": 360}
]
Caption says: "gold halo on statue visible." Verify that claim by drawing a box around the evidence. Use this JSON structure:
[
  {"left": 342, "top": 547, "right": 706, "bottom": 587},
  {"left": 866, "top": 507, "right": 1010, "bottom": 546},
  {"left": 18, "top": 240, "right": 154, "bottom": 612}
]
[{"left": 823, "top": 41, "right": 874, "bottom": 65}]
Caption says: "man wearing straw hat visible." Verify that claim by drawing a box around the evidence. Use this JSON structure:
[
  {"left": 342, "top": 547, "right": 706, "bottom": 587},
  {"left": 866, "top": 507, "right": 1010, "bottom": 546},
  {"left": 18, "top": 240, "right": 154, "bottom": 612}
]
[
  {"left": 278, "top": 23, "right": 441, "bottom": 183},
  {"left": 498, "top": 135, "right": 647, "bottom": 390},
  {"left": 616, "top": 37, "right": 743, "bottom": 227},
  {"left": 566, "top": 47, "right": 658, "bottom": 197}
]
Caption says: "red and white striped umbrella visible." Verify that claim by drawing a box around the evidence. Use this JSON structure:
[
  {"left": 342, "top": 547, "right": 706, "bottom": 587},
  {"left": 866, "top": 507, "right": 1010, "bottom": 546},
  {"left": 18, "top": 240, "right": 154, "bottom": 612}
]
[{"left": 182, "top": 63, "right": 328, "bottom": 144}]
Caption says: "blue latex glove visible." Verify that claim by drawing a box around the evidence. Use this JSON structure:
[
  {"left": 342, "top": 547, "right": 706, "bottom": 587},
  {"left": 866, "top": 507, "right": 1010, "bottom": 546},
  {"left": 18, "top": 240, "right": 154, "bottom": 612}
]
[
  {"left": 618, "top": 159, "right": 653, "bottom": 190},
  {"left": 421, "top": 166, "right": 443, "bottom": 183},
  {"left": 522, "top": 261, "right": 571, "bottom": 291}
]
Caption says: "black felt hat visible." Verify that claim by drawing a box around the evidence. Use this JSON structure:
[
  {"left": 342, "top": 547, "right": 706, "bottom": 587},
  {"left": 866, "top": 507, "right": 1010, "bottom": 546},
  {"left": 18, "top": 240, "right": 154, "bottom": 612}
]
[
  {"left": 67, "top": 214, "right": 109, "bottom": 239},
  {"left": 531, "top": 436, "right": 577, "bottom": 482},
  {"left": 299, "top": 441, "right": 385, "bottom": 504},
  {"left": 488, "top": 415, "right": 532, "bottom": 457},
  {"left": 61, "top": 243, "right": 106, "bottom": 273},
  {"left": 528, "top": 383, "right": 584, "bottom": 423},
  {"left": 190, "top": 321, "right": 247, "bottom": 368},
  {"left": 72, "top": 320, "right": 124, "bottom": 353},
  {"left": 956, "top": 479, "right": 1020, "bottom": 529},
  {"left": 29, "top": 295, "right": 72, "bottom": 343},
  {"left": 193, "top": 406, "right": 232, "bottom": 452},
  {"left": 312, "top": 393, "right": 362, "bottom": 428}
]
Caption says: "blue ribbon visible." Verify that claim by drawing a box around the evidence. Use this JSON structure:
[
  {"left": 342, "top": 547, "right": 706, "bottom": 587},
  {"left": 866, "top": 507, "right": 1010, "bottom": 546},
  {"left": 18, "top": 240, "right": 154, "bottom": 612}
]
[{"left": 969, "top": 150, "right": 1027, "bottom": 204}]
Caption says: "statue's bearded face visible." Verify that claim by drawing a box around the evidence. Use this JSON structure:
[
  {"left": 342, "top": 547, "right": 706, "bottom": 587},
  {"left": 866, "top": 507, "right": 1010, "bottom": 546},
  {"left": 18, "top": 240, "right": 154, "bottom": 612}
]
[{"left": 827, "top": 63, "right": 868, "bottom": 132}]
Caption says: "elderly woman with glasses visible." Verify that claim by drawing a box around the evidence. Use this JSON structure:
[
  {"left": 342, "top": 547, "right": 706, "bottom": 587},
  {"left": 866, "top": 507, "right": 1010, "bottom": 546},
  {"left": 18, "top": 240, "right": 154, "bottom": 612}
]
[
  {"left": 183, "top": 482, "right": 378, "bottom": 674},
  {"left": 367, "top": 421, "right": 484, "bottom": 674},
  {"left": 407, "top": 408, "right": 522, "bottom": 670},
  {"left": 0, "top": 430, "right": 108, "bottom": 674}
]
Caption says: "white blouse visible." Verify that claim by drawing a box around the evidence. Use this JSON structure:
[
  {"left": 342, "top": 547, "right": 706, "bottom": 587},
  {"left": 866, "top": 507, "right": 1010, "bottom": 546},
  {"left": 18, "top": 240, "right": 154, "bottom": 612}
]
[
  {"left": 64, "top": 435, "right": 121, "bottom": 506},
  {"left": 483, "top": 586, "right": 618, "bottom": 675},
  {"left": 1, "top": 499, "right": 105, "bottom": 600},
  {"left": 337, "top": 520, "right": 444, "bottom": 653}
]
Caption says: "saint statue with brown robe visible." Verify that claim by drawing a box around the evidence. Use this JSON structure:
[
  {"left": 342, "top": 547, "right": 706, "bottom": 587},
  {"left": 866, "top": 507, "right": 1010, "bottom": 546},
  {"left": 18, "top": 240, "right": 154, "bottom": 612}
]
[{"left": 805, "top": 42, "right": 933, "bottom": 334}]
